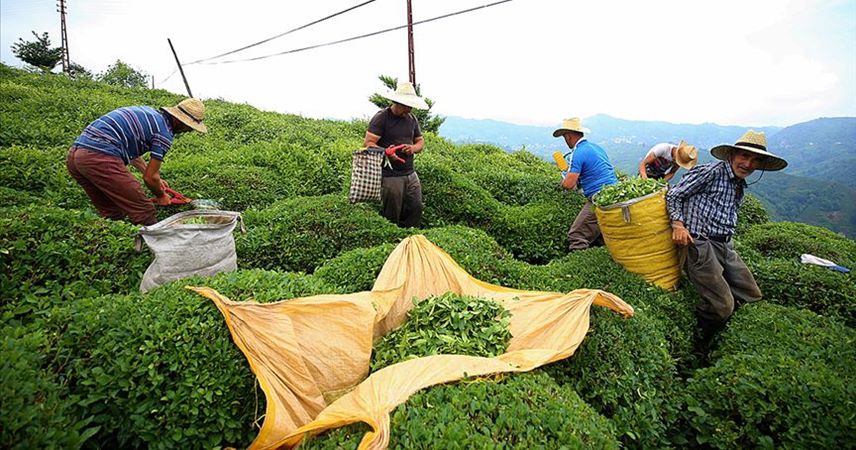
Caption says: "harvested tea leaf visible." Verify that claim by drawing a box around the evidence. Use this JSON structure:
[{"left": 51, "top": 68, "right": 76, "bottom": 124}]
[{"left": 593, "top": 177, "right": 666, "bottom": 207}]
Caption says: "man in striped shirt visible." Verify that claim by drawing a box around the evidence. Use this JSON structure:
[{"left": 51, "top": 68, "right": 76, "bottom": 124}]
[
  {"left": 666, "top": 130, "right": 787, "bottom": 341},
  {"left": 66, "top": 98, "right": 207, "bottom": 225}
]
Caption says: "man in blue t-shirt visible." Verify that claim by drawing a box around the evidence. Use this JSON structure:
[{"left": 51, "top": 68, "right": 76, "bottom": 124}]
[
  {"left": 66, "top": 98, "right": 207, "bottom": 225},
  {"left": 553, "top": 117, "right": 618, "bottom": 250}
]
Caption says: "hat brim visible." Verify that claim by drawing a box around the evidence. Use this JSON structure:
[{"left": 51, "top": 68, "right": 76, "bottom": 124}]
[
  {"left": 381, "top": 92, "right": 429, "bottom": 110},
  {"left": 710, "top": 144, "right": 788, "bottom": 171},
  {"left": 162, "top": 106, "right": 208, "bottom": 134},
  {"left": 676, "top": 157, "right": 697, "bottom": 170},
  {"left": 552, "top": 127, "right": 590, "bottom": 138}
]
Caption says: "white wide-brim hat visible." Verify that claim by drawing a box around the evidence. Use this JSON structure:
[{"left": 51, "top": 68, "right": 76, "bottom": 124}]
[
  {"left": 553, "top": 117, "right": 590, "bottom": 137},
  {"left": 710, "top": 130, "right": 787, "bottom": 171},
  {"left": 162, "top": 97, "right": 208, "bottom": 134},
  {"left": 380, "top": 81, "right": 429, "bottom": 110}
]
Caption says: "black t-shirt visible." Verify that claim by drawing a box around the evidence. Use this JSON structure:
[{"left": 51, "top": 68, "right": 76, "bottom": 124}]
[{"left": 368, "top": 107, "right": 422, "bottom": 177}]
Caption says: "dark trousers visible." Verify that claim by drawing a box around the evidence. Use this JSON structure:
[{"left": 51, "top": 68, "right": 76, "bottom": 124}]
[
  {"left": 381, "top": 172, "right": 423, "bottom": 228},
  {"left": 66, "top": 147, "right": 157, "bottom": 225},
  {"left": 568, "top": 200, "right": 603, "bottom": 250},
  {"left": 685, "top": 238, "right": 762, "bottom": 334}
]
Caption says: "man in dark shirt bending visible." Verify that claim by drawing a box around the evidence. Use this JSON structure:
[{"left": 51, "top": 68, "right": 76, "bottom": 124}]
[{"left": 364, "top": 81, "right": 427, "bottom": 228}]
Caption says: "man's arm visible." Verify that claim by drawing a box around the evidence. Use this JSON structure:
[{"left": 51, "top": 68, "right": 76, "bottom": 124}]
[
  {"left": 402, "top": 136, "right": 424, "bottom": 155},
  {"left": 130, "top": 157, "right": 147, "bottom": 173},
  {"left": 666, "top": 165, "right": 714, "bottom": 244},
  {"left": 364, "top": 131, "right": 381, "bottom": 148},
  {"left": 638, "top": 153, "right": 655, "bottom": 179},
  {"left": 664, "top": 165, "right": 679, "bottom": 182},
  {"left": 561, "top": 171, "right": 581, "bottom": 190},
  {"left": 143, "top": 158, "right": 167, "bottom": 198}
]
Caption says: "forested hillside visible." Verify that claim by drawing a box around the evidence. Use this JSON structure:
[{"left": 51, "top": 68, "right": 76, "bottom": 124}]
[{"left": 1, "top": 65, "right": 854, "bottom": 449}]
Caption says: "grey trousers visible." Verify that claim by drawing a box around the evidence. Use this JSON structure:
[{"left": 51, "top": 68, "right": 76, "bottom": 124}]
[
  {"left": 568, "top": 200, "right": 602, "bottom": 250},
  {"left": 381, "top": 172, "right": 423, "bottom": 228},
  {"left": 685, "top": 238, "right": 762, "bottom": 325}
]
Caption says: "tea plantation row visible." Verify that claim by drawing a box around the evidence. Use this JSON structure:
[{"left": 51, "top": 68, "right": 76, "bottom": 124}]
[{"left": 1, "top": 65, "right": 854, "bottom": 449}]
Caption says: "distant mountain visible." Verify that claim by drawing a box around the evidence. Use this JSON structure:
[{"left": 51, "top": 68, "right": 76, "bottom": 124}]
[
  {"left": 439, "top": 114, "right": 855, "bottom": 237},
  {"left": 768, "top": 117, "right": 856, "bottom": 189}
]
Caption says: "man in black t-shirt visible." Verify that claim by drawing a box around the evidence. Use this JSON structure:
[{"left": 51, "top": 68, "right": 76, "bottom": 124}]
[{"left": 364, "top": 81, "right": 428, "bottom": 228}]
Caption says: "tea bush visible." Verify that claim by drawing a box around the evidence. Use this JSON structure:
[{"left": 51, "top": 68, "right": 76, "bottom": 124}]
[
  {"left": 370, "top": 293, "right": 511, "bottom": 372},
  {"left": 313, "top": 243, "right": 396, "bottom": 293},
  {"left": 735, "top": 194, "right": 769, "bottom": 234},
  {"left": 0, "top": 145, "right": 89, "bottom": 209},
  {"left": 1, "top": 325, "right": 96, "bottom": 449},
  {"left": 740, "top": 221, "right": 856, "bottom": 266},
  {"left": 0, "top": 187, "right": 37, "bottom": 208},
  {"left": 38, "top": 269, "right": 336, "bottom": 450},
  {"left": 683, "top": 303, "right": 856, "bottom": 448},
  {"left": 0, "top": 206, "right": 149, "bottom": 317},
  {"left": 302, "top": 371, "right": 620, "bottom": 449},
  {"left": 238, "top": 195, "right": 407, "bottom": 273}
]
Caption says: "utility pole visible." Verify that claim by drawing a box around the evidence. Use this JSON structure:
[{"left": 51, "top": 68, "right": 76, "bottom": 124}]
[
  {"left": 57, "top": 0, "right": 70, "bottom": 74},
  {"left": 406, "top": 0, "right": 416, "bottom": 85}
]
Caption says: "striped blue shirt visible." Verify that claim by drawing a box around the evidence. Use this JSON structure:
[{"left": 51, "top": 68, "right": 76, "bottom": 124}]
[
  {"left": 73, "top": 106, "right": 174, "bottom": 164},
  {"left": 666, "top": 161, "right": 746, "bottom": 238}
]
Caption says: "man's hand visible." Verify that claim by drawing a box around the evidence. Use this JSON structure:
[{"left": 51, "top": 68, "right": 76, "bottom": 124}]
[
  {"left": 671, "top": 221, "right": 694, "bottom": 246},
  {"left": 154, "top": 193, "right": 172, "bottom": 206},
  {"left": 160, "top": 179, "right": 170, "bottom": 191},
  {"left": 400, "top": 144, "right": 414, "bottom": 155}
]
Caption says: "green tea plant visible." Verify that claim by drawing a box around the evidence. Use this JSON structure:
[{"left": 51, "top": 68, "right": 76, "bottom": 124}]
[
  {"left": 370, "top": 293, "right": 512, "bottom": 372},
  {"left": 592, "top": 177, "right": 666, "bottom": 207}
]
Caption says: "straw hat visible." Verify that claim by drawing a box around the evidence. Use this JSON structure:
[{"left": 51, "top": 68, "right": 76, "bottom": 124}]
[
  {"left": 380, "top": 81, "right": 429, "bottom": 110},
  {"left": 674, "top": 140, "right": 698, "bottom": 170},
  {"left": 710, "top": 130, "right": 787, "bottom": 171},
  {"left": 552, "top": 117, "right": 590, "bottom": 137},
  {"left": 162, "top": 98, "right": 208, "bottom": 134}
]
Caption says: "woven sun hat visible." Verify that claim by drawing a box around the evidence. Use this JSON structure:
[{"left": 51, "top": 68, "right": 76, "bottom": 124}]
[
  {"left": 381, "top": 81, "right": 429, "bottom": 110},
  {"left": 674, "top": 140, "right": 698, "bottom": 170},
  {"left": 552, "top": 117, "right": 591, "bottom": 137},
  {"left": 162, "top": 98, "right": 208, "bottom": 134},
  {"left": 710, "top": 130, "right": 788, "bottom": 171}
]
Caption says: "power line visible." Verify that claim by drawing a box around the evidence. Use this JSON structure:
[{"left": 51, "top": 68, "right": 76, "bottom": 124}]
[
  {"left": 198, "top": 0, "right": 513, "bottom": 65},
  {"left": 186, "top": 0, "right": 378, "bottom": 65}
]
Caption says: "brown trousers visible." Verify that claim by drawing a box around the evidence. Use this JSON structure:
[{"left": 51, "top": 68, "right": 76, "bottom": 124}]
[
  {"left": 567, "top": 200, "right": 602, "bottom": 250},
  {"left": 381, "top": 172, "right": 423, "bottom": 228},
  {"left": 66, "top": 147, "right": 157, "bottom": 225},
  {"left": 685, "top": 238, "right": 762, "bottom": 325}
]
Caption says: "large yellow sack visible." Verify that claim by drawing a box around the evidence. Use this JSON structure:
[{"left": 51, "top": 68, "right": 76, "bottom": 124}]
[
  {"left": 190, "top": 235, "right": 634, "bottom": 450},
  {"left": 595, "top": 188, "right": 680, "bottom": 290}
]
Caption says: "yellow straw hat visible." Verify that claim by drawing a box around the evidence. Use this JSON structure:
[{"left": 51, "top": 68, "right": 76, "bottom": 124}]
[
  {"left": 674, "top": 140, "right": 698, "bottom": 170},
  {"left": 710, "top": 130, "right": 787, "bottom": 171},
  {"left": 552, "top": 117, "right": 590, "bottom": 137},
  {"left": 162, "top": 98, "right": 208, "bottom": 134},
  {"left": 380, "top": 81, "right": 429, "bottom": 110}
]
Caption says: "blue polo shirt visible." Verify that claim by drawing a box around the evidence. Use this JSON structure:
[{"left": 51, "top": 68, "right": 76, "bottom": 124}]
[
  {"left": 73, "top": 106, "right": 174, "bottom": 164},
  {"left": 569, "top": 139, "right": 618, "bottom": 198}
]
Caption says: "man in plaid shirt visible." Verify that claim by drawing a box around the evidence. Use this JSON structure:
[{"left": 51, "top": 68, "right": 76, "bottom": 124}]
[{"left": 666, "top": 130, "right": 787, "bottom": 341}]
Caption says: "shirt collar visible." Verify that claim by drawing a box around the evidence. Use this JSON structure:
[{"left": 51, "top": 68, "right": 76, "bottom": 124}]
[{"left": 573, "top": 137, "right": 587, "bottom": 150}]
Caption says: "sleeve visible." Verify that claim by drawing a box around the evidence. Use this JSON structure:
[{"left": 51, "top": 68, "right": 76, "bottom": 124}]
[
  {"left": 367, "top": 110, "right": 386, "bottom": 136},
  {"left": 413, "top": 115, "right": 422, "bottom": 139},
  {"left": 666, "top": 164, "right": 715, "bottom": 222},
  {"left": 149, "top": 131, "right": 173, "bottom": 161},
  {"left": 569, "top": 146, "right": 587, "bottom": 174}
]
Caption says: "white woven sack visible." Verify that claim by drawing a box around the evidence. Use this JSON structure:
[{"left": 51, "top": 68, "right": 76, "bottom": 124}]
[{"left": 136, "top": 210, "right": 245, "bottom": 293}]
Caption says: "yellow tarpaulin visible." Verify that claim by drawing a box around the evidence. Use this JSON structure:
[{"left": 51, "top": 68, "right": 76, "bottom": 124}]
[
  {"left": 190, "top": 235, "right": 634, "bottom": 450},
  {"left": 595, "top": 189, "right": 681, "bottom": 290}
]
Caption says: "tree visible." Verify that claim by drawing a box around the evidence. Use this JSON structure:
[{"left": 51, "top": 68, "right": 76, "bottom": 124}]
[
  {"left": 69, "top": 61, "right": 93, "bottom": 80},
  {"left": 369, "top": 75, "right": 445, "bottom": 134},
  {"left": 98, "top": 60, "right": 148, "bottom": 88},
  {"left": 10, "top": 31, "right": 62, "bottom": 72}
]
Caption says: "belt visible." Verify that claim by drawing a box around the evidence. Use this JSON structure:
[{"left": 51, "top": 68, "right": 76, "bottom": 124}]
[{"left": 692, "top": 233, "right": 731, "bottom": 243}]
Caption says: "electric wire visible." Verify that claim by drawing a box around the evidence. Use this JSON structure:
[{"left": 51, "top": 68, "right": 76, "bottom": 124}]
[
  {"left": 198, "top": 0, "right": 513, "bottom": 65},
  {"left": 185, "top": 0, "right": 377, "bottom": 65}
]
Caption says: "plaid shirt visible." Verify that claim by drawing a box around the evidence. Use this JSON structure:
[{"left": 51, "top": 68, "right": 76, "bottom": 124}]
[{"left": 666, "top": 161, "right": 746, "bottom": 238}]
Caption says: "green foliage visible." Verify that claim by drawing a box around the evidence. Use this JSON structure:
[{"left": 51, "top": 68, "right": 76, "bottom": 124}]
[
  {"left": 1, "top": 325, "right": 97, "bottom": 449},
  {"left": 37, "top": 269, "right": 335, "bottom": 450},
  {"left": 0, "top": 186, "right": 37, "bottom": 208},
  {"left": 313, "top": 243, "right": 396, "bottom": 293},
  {"left": 370, "top": 293, "right": 511, "bottom": 372},
  {"left": 0, "top": 145, "right": 88, "bottom": 209},
  {"left": 592, "top": 177, "right": 665, "bottom": 207},
  {"left": 10, "top": 31, "right": 62, "bottom": 72},
  {"left": 740, "top": 220, "right": 856, "bottom": 267},
  {"left": 302, "top": 371, "right": 619, "bottom": 449},
  {"left": 683, "top": 303, "right": 856, "bottom": 449},
  {"left": 735, "top": 194, "right": 769, "bottom": 234},
  {"left": 369, "top": 74, "right": 445, "bottom": 134},
  {"left": 97, "top": 60, "right": 148, "bottom": 89},
  {"left": 238, "top": 195, "right": 407, "bottom": 273},
  {"left": 0, "top": 206, "right": 149, "bottom": 317}
]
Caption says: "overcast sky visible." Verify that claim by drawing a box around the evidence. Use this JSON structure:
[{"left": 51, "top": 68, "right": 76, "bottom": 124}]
[{"left": 1, "top": 0, "right": 854, "bottom": 127}]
